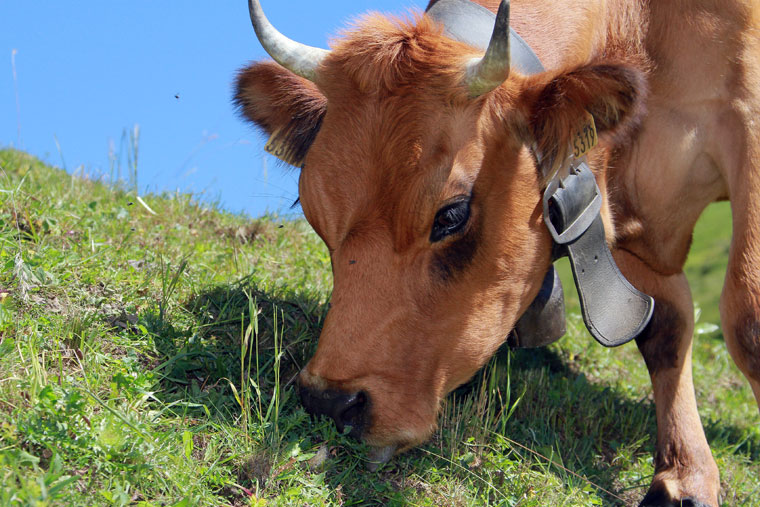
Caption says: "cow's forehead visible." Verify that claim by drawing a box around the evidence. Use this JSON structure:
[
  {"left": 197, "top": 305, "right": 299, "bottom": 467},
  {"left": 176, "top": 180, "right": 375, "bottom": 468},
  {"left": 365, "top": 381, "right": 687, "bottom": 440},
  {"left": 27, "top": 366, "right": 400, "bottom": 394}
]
[
  {"left": 318, "top": 12, "right": 475, "bottom": 97},
  {"left": 300, "top": 88, "right": 487, "bottom": 251},
  {"left": 293, "top": 13, "right": 514, "bottom": 249}
]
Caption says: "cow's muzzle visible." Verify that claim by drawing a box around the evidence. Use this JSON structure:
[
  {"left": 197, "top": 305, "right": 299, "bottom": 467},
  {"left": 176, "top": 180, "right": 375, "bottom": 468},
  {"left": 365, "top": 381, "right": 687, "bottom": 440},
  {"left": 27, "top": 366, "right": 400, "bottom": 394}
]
[{"left": 298, "top": 385, "right": 369, "bottom": 439}]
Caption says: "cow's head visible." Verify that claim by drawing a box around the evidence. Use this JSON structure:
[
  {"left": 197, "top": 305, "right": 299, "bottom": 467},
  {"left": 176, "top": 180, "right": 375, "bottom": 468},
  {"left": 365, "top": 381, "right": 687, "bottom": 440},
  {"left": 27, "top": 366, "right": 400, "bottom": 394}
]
[{"left": 236, "top": 0, "right": 645, "bottom": 460}]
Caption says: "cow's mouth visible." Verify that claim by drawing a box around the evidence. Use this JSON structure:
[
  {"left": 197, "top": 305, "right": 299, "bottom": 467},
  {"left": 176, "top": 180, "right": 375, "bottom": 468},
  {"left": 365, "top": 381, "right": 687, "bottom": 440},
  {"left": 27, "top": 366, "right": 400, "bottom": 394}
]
[
  {"left": 299, "top": 380, "right": 431, "bottom": 470},
  {"left": 366, "top": 444, "right": 398, "bottom": 471}
]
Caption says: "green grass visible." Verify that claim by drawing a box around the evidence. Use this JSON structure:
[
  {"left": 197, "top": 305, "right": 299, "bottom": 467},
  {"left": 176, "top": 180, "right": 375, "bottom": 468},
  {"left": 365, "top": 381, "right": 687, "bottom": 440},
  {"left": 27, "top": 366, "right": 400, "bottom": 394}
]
[{"left": 0, "top": 148, "right": 757, "bottom": 506}]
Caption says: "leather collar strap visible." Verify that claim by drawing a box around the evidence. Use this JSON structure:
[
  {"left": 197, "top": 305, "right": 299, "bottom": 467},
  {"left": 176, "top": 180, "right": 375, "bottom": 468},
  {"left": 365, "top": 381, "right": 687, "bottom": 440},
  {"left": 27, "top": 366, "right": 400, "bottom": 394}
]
[
  {"left": 427, "top": 0, "right": 654, "bottom": 348},
  {"left": 426, "top": 0, "right": 544, "bottom": 74},
  {"left": 544, "top": 161, "right": 654, "bottom": 346}
]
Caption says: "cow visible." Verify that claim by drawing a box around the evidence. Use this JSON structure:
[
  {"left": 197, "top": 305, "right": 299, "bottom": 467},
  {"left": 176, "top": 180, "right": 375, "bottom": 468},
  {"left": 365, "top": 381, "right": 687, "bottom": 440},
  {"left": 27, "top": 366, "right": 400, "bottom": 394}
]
[{"left": 234, "top": 0, "right": 760, "bottom": 505}]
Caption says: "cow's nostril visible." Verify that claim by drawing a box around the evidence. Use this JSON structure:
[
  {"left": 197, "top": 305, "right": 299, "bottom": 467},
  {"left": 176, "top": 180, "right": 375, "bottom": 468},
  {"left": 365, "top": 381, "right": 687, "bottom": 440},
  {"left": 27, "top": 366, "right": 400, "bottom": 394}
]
[
  {"left": 337, "top": 391, "right": 367, "bottom": 430},
  {"left": 298, "top": 386, "right": 369, "bottom": 439}
]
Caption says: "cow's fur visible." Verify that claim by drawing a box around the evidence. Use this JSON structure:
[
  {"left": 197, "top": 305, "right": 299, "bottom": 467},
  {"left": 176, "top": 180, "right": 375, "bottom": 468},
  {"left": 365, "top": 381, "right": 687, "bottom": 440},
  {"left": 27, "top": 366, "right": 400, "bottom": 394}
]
[{"left": 235, "top": 1, "right": 760, "bottom": 505}]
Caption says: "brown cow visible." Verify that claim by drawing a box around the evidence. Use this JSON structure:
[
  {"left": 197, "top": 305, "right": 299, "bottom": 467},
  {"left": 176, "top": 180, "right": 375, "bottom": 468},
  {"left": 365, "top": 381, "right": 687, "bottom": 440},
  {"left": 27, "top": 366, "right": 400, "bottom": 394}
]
[{"left": 235, "top": 0, "right": 760, "bottom": 505}]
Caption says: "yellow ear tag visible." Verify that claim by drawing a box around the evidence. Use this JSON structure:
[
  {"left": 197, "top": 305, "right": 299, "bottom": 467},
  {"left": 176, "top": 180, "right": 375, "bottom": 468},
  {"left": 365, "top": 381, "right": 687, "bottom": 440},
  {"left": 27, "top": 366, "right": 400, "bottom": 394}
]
[
  {"left": 571, "top": 112, "right": 598, "bottom": 158},
  {"left": 264, "top": 129, "right": 305, "bottom": 169}
]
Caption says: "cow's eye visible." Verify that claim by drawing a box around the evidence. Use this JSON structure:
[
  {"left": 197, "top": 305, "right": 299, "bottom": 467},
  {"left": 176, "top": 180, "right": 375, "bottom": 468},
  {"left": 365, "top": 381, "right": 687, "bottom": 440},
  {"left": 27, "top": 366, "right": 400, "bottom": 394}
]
[{"left": 430, "top": 199, "right": 470, "bottom": 242}]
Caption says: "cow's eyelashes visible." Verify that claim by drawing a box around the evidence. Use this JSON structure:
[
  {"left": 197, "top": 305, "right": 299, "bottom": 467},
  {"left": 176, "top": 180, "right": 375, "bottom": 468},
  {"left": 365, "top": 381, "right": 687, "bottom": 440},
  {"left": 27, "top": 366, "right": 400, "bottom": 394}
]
[{"left": 430, "top": 199, "right": 471, "bottom": 243}]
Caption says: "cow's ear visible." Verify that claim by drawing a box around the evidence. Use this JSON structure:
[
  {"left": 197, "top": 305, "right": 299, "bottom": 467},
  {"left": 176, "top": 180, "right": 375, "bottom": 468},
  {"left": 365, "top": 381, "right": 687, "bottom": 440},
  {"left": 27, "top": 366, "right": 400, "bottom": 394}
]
[
  {"left": 517, "top": 63, "right": 647, "bottom": 177},
  {"left": 235, "top": 61, "right": 327, "bottom": 168}
]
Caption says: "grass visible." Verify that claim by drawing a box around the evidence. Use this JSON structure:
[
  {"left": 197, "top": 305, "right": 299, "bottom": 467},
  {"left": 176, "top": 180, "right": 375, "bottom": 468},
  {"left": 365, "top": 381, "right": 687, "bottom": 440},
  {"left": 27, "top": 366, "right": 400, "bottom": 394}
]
[{"left": 0, "top": 148, "right": 757, "bottom": 506}]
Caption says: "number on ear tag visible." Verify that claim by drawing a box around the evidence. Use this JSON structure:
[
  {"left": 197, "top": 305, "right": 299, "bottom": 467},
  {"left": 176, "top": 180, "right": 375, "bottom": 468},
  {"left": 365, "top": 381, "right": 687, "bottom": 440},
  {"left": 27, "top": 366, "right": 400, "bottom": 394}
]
[
  {"left": 571, "top": 112, "right": 598, "bottom": 158},
  {"left": 264, "top": 129, "right": 305, "bottom": 169}
]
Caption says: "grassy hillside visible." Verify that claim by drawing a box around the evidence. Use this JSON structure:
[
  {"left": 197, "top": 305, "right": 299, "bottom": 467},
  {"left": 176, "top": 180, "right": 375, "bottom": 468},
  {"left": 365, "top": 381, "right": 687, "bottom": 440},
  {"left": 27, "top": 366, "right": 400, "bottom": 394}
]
[{"left": 0, "top": 149, "right": 757, "bottom": 506}]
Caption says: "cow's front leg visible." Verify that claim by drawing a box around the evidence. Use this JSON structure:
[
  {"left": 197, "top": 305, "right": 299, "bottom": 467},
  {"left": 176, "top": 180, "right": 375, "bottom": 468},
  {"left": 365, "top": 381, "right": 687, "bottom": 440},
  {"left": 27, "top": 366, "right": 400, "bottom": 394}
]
[
  {"left": 615, "top": 250, "right": 720, "bottom": 507},
  {"left": 720, "top": 202, "right": 760, "bottom": 408}
]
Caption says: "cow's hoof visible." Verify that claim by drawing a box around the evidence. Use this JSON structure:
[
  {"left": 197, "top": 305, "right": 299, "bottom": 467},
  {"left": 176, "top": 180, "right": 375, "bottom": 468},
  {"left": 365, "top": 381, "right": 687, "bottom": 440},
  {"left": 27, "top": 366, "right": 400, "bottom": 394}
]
[{"left": 639, "top": 489, "right": 715, "bottom": 507}]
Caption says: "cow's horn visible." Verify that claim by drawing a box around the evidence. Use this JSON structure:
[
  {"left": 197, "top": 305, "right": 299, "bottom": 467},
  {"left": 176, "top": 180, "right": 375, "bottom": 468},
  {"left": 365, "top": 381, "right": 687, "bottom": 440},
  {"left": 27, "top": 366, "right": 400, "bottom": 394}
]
[
  {"left": 248, "top": 0, "right": 329, "bottom": 81},
  {"left": 464, "top": 0, "right": 511, "bottom": 97}
]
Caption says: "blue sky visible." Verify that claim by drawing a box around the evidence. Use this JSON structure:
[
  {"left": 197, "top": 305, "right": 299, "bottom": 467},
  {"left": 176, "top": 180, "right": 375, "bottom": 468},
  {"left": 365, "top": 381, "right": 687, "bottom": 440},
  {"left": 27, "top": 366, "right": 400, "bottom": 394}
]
[{"left": 1, "top": 1, "right": 426, "bottom": 218}]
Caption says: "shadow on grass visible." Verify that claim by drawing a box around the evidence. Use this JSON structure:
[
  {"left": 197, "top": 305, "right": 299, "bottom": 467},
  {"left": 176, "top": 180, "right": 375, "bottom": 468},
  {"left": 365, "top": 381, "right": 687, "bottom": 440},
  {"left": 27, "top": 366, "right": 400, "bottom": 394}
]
[
  {"left": 140, "top": 279, "right": 760, "bottom": 506},
  {"left": 142, "top": 276, "right": 325, "bottom": 413}
]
